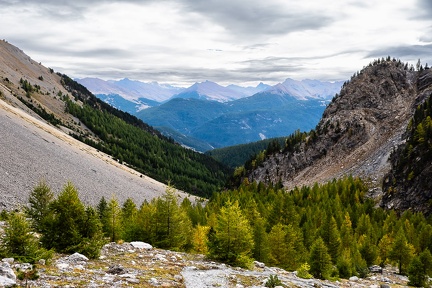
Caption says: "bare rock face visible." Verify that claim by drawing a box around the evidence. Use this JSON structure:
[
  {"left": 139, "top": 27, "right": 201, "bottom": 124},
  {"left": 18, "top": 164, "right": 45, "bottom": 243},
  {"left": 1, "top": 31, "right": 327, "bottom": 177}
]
[{"left": 249, "top": 60, "right": 417, "bottom": 194}]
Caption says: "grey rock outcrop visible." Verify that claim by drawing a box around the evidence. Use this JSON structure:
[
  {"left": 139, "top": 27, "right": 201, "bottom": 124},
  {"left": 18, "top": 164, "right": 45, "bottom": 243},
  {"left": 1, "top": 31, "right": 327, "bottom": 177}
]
[{"left": 249, "top": 60, "right": 418, "bottom": 197}]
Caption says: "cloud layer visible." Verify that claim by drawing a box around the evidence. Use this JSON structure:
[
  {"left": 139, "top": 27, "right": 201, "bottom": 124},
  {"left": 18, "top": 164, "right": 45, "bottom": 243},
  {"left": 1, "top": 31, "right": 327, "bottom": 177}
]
[{"left": 1, "top": 0, "right": 431, "bottom": 86}]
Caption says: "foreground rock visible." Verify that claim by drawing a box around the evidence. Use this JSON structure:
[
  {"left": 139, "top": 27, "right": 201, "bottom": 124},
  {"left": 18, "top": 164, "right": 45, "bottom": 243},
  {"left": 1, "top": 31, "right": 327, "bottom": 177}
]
[
  {"left": 1, "top": 242, "right": 410, "bottom": 287},
  {"left": 0, "top": 261, "right": 16, "bottom": 287}
]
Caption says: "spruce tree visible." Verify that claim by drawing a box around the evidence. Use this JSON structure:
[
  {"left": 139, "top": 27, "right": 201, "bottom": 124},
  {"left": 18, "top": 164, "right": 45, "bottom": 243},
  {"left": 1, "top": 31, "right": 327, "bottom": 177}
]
[{"left": 309, "top": 237, "right": 333, "bottom": 279}]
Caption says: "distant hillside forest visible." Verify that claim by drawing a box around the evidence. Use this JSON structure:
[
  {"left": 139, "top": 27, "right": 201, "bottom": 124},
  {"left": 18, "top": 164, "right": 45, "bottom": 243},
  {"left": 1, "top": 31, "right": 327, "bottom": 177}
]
[
  {"left": 2, "top": 177, "right": 432, "bottom": 286},
  {"left": 60, "top": 74, "right": 231, "bottom": 197},
  {"left": 205, "top": 137, "right": 286, "bottom": 169}
]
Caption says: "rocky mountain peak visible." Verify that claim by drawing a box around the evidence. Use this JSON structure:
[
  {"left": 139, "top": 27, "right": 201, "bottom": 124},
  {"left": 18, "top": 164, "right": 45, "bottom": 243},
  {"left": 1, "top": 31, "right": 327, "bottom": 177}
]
[{"left": 248, "top": 59, "right": 419, "bottom": 194}]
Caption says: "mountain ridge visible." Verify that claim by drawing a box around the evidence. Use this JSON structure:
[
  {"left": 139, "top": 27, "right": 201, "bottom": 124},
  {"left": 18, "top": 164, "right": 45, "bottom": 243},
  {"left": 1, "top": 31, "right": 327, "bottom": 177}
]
[{"left": 244, "top": 58, "right": 432, "bottom": 213}]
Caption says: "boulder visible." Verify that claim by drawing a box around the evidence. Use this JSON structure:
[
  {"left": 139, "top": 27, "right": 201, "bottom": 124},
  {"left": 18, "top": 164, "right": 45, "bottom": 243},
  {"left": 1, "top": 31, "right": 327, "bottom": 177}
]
[
  {"left": 0, "top": 275, "right": 16, "bottom": 287},
  {"left": 107, "top": 264, "right": 127, "bottom": 275},
  {"left": 1, "top": 258, "right": 14, "bottom": 264},
  {"left": 68, "top": 252, "right": 89, "bottom": 262},
  {"left": 130, "top": 241, "right": 153, "bottom": 250},
  {"left": 254, "top": 261, "right": 266, "bottom": 268},
  {"left": 0, "top": 262, "right": 16, "bottom": 281},
  {"left": 369, "top": 265, "right": 383, "bottom": 273}
]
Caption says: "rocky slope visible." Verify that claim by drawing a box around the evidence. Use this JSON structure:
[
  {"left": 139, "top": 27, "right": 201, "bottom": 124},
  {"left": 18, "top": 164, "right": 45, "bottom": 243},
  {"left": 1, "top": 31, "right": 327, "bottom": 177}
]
[
  {"left": 0, "top": 241, "right": 410, "bottom": 287},
  {"left": 249, "top": 59, "right": 422, "bottom": 198},
  {"left": 381, "top": 68, "right": 432, "bottom": 214},
  {"left": 0, "top": 40, "right": 194, "bottom": 210}
]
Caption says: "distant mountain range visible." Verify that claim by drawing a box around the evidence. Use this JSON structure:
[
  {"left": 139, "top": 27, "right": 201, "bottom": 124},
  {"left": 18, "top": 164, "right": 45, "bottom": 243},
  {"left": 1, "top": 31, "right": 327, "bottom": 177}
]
[{"left": 76, "top": 77, "right": 344, "bottom": 151}]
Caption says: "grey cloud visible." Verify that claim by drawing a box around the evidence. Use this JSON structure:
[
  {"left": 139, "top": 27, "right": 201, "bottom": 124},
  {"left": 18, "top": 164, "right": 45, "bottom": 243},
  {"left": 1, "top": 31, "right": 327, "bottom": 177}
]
[
  {"left": 181, "top": 0, "right": 333, "bottom": 38},
  {"left": 417, "top": 0, "right": 432, "bottom": 18},
  {"left": 4, "top": 0, "right": 334, "bottom": 37},
  {"left": 7, "top": 36, "right": 132, "bottom": 59},
  {"left": 367, "top": 44, "right": 432, "bottom": 64}
]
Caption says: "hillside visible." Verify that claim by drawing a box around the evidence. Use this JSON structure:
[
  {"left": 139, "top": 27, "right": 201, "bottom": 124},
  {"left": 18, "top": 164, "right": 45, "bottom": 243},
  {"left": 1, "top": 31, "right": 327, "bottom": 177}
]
[
  {"left": 0, "top": 40, "right": 230, "bottom": 208},
  {"left": 138, "top": 94, "right": 329, "bottom": 150},
  {"left": 381, "top": 68, "right": 432, "bottom": 214},
  {"left": 246, "top": 58, "right": 423, "bottom": 198}
]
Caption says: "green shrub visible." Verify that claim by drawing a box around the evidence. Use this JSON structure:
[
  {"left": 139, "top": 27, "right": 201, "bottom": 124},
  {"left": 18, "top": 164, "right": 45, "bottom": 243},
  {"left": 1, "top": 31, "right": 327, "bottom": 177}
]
[{"left": 265, "top": 274, "right": 283, "bottom": 287}]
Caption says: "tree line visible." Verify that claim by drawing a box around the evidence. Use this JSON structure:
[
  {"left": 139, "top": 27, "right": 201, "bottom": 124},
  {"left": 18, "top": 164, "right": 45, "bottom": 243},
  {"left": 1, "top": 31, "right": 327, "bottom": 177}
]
[{"left": 1, "top": 176, "right": 431, "bottom": 286}]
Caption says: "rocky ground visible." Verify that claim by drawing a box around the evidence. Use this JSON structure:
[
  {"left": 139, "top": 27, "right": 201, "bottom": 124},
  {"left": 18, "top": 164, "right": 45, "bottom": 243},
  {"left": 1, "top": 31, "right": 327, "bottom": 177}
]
[{"left": 0, "top": 241, "right": 410, "bottom": 288}]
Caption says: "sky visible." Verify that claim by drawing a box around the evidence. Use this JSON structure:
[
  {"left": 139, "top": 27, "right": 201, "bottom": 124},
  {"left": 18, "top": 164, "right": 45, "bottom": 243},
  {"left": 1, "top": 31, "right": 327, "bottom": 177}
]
[{"left": 1, "top": 0, "right": 432, "bottom": 87}]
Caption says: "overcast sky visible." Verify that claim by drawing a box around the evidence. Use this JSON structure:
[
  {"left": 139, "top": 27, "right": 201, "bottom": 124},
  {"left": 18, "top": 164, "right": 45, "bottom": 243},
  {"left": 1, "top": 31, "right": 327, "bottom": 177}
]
[{"left": 1, "top": 0, "right": 432, "bottom": 87}]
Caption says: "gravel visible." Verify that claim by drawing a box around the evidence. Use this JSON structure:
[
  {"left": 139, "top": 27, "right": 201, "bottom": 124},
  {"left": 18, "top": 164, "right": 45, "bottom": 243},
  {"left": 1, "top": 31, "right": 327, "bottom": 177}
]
[{"left": 0, "top": 99, "right": 189, "bottom": 210}]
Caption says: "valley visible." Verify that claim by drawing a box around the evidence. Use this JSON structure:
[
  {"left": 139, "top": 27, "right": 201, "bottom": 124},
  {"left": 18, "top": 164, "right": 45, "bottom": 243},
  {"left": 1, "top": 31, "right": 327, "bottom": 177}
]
[{"left": 1, "top": 40, "right": 432, "bottom": 288}]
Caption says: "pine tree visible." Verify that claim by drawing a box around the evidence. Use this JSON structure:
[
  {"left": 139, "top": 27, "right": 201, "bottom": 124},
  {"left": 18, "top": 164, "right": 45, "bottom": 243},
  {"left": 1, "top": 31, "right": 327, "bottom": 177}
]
[
  {"left": 154, "top": 186, "right": 192, "bottom": 250},
  {"left": 252, "top": 216, "right": 269, "bottom": 263},
  {"left": 97, "top": 196, "right": 109, "bottom": 235},
  {"left": 41, "top": 182, "right": 104, "bottom": 258},
  {"left": 320, "top": 214, "right": 341, "bottom": 263},
  {"left": 340, "top": 212, "right": 353, "bottom": 250},
  {"left": 192, "top": 225, "right": 210, "bottom": 254},
  {"left": 408, "top": 256, "right": 428, "bottom": 287},
  {"left": 0, "top": 211, "right": 52, "bottom": 263},
  {"left": 26, "top": 180, "right": 54, "bottom": 233},
  {"left": 208, "top": 200, "right": 254, "bottom": 268},
  {"left": 268, "top": 223, "right": 288, "bottom": 267},
  {"left": 378, "top": 234, "right": 392, "bottom": 266},
  {"left": 358, "top": 234, "right": 377, "bottom": 266},
  {"left": 77, "top": 207, "right": 104, "bottom": 258},
  {"left": 42, "top": 181, "right": 86, "bottom": 252},
  {"left": 136, "top": 201, "right": 157, "bottom": 243},
  {"left": 309, "top": 237, "right": 333, "bottom": 279},
  {"left": 121, "top": 198, "right": 138, "bottom": 241},
  {"left": 105, "top": 196, "right": 123, "bottom": 242},
  {"left": 389, "top": 228, "right": 415, "bottom": 275}
]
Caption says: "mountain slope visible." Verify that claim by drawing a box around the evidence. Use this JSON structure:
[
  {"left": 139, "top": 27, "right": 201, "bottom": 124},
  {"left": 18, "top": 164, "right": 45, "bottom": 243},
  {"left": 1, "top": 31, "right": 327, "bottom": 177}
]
[
  {"left": 247, "top": 59, "right": 418, "bottom": 194},
  {"left": 0, "top": 40, "right": 230, "bottom": 204},
  {"left": 136, "top": 98, "right": 230, "bottom": 134},
  {"left": 0, "top": 96, "right": 173, "bottom": 210},
  {"left": 381, "top": 68, "right": 432, "bottom": 214}
]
